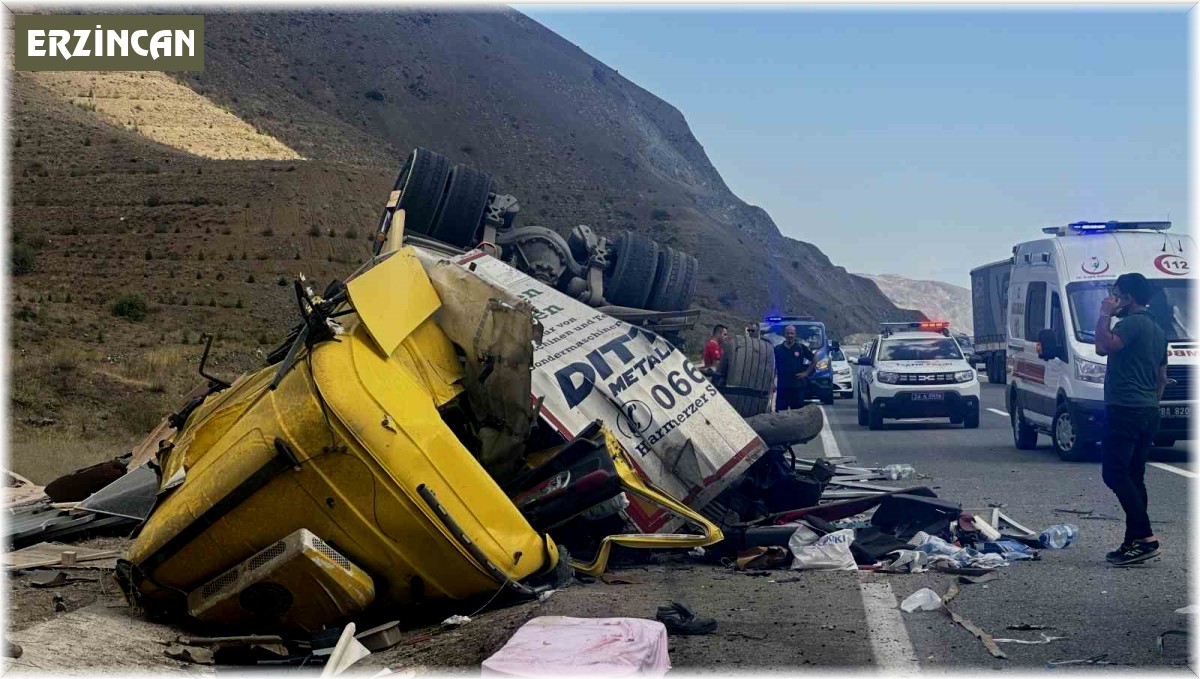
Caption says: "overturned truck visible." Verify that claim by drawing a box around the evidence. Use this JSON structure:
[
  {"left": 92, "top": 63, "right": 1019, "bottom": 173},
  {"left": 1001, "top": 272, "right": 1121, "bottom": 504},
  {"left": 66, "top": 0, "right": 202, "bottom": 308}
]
[{"left": 114, "top": 149, "right": 823, "bottom": 634}]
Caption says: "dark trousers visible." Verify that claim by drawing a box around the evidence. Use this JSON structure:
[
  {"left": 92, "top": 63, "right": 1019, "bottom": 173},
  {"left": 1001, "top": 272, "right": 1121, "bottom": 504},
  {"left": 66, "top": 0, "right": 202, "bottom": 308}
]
[
  {"left": 1101, "top": 405, "right": 1160, "bottom": 543},
  {"left": 776, "top": 383, "right": 806, "bottom": 411}
]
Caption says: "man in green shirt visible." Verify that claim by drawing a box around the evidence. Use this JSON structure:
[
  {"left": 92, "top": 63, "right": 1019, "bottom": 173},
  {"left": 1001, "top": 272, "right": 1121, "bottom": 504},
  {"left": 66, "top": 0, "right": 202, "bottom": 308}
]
[{"left": 1095, "top": 273, "right": 1169, "bottom": 567}]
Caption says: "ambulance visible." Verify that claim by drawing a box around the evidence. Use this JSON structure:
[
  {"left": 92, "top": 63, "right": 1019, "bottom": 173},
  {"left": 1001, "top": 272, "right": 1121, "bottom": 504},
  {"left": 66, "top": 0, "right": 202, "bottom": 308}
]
[{"left": 1005, "top": 221, "right": 1194, "bottom": 460}]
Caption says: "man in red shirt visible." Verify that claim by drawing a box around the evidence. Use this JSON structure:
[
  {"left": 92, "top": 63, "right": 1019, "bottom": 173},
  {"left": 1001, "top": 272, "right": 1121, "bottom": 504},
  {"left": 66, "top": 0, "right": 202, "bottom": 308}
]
[{"left": 703, "top": 324, "right": 728, "bottom": 369}]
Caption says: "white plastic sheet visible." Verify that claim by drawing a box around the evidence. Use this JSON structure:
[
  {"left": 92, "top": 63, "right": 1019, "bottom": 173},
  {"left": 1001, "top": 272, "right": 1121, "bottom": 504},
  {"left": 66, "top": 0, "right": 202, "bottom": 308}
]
[{"left": 481, "top": 616, "right": 671, "bottom": 677}]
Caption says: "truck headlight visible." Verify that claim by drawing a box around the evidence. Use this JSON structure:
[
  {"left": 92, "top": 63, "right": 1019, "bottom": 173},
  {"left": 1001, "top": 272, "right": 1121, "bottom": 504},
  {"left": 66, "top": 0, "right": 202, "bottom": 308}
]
[
  {"left": 877, "top": 371, "right": 899, "bottom": 384},
  {"left": 1076, "top": 359, "right": 1106, "bottom": 384},
  {"left": 954, "top": 370, "right": 976, "bottom": 383}
]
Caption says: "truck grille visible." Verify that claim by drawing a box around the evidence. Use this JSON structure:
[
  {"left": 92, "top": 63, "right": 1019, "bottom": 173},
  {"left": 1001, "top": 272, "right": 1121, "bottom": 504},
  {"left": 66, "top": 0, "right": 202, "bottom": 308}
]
[
  {"left": 896, "top": 373, "right": 959, "bottom": 386},
  {"left": 1164, "top": 365, "right": 1192, "bottom": 402}
]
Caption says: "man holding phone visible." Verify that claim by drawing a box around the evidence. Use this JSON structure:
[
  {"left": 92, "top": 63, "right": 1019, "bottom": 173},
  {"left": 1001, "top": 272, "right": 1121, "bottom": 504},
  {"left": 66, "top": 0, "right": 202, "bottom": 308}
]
[{"left": 1094, "top": 273, "right": 1169, "bottom": 566}]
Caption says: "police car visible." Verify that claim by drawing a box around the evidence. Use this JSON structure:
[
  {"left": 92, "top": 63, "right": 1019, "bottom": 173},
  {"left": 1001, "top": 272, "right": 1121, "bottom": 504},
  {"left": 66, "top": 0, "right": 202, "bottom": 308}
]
[{"left": 856, "top": 321, "right": 980, "bottom": 430}]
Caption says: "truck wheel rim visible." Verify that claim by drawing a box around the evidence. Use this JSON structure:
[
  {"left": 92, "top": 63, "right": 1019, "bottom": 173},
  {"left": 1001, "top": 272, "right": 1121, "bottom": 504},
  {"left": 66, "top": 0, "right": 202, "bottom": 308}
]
[{"left": 1056, "top": 413, "right": 1075, "bottom": 451}]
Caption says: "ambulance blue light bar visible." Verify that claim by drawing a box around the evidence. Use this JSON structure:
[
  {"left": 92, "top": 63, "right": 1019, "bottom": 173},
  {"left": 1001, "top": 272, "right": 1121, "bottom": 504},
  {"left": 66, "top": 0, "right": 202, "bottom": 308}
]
[{"left": 1042, "top": 221, "right": 1172, "bottom": 235}]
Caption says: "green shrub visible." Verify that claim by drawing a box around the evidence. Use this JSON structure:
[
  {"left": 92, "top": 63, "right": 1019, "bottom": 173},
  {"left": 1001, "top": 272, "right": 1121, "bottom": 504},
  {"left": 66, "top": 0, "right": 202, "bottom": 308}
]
[
  {"left": 112, "top": 293, "right": 148, "bottom": 321},
  {"left": 11, "top": 244, "right": 36, "bottom": 275}
]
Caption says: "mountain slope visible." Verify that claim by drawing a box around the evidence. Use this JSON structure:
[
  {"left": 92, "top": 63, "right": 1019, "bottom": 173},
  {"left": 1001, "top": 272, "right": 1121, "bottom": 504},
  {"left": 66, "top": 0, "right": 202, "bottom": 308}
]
[
  {"left": 9, "top": 9, "right": 917, "bottom": 479},
  {"left": 185, "top": 10, "right": 914, "bottom": 337},
  {"left": 855, "top": 274, "right": 972, "bottom": 333}
]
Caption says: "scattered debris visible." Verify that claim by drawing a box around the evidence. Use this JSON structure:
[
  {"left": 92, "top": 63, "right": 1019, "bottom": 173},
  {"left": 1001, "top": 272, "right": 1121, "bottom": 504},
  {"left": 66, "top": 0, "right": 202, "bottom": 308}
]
[
  {"left": 900, "top": 588, "right": 943, "bottom": 612},
  {"left": 1006, "top": 624, "right": 1053, "bottom": 631},
  {"left": 164, "top": 643, "right": 215, "bottom": 665},
  {"left": 1174, "top": 605, "right": 1197, "bottom": 615},
  {"left": 441, "top": 615, "right": 472, "bottom": 628},
  {"left": 993, "top": 633, "right": 1067, "bottom": 645},
  {"left": 320, "top": 623, "right": 372, "bottom": 678},
  {"left": 52, "top": 592, "right": 66, "bottom": 612},
  {"left": 3, "top": 469, "right": 47, "bottom": 509},
  {"left": 656, "top": 602, "right": 717, "bottom": 635},
  {"left": 1047, "top": 653, "right": 1110, "bottom": 667},
  {"left": 938, "top": 583, "right": 1006, "bottom": 659},
  {"left": 3, "top": 542, "right": 121, "bottom": 570},
  {"left": 1157, "top": 630, "right": 1187, "bottom": 654},
  {"left": 958, "top": 571, "right": 999, "bottom": 585},
  {"left": 44, "top": 457, "right": 127, "bottom": 503},
  {"left": 29, "top": 570, "right": 98, "bottom": 588}
]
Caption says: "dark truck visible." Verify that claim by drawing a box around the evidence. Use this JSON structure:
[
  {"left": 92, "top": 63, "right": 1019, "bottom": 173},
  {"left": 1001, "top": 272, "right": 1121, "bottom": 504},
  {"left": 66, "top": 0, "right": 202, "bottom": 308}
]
[{"left": 970, "top": 258, "right": 1013, "bottom": 385}]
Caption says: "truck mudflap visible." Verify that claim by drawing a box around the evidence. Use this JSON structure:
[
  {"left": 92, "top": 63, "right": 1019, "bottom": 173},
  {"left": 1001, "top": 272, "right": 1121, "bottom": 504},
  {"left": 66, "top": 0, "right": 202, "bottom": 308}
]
[{"left": 436, "top": 247, "right": 767, "bottom": 534}]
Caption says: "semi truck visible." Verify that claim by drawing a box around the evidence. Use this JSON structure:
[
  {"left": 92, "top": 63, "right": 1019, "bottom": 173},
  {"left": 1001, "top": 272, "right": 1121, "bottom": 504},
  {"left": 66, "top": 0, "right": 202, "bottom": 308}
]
[{"left": 970, "top": 258, "right": 1013, "bottom": 384}]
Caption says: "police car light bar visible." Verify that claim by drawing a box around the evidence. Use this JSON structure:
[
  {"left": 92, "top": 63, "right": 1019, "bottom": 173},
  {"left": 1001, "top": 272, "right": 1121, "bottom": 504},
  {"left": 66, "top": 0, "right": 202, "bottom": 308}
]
[
  {"left": 1041, "top": 221, "right": 1172, "bottom": 236},
  {"left": 881, "top": 321, "right": 951, "bottom": 336}
]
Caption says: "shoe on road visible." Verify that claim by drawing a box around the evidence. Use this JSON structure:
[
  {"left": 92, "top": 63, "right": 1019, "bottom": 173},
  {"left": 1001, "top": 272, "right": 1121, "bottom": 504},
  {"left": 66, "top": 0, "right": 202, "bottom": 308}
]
[
  {"left": 1109, "top": 541, "right": 1161, "bottom": 567},
  {"left": 1105, "top": 542, "right": 1132, "bottom": 563}
]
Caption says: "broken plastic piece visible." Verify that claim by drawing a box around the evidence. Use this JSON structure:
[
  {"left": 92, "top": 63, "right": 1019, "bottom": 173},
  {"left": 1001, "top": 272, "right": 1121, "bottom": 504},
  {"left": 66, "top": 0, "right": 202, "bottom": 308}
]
[
  {"left": 994, "top": 633, "right": 1067, "bottom": 645},
  {"left": 441, "top": 615, "right": 471, "bottom": 627},
  {"left": 900, "top": 588, "right": 942, "bottom": 612}
]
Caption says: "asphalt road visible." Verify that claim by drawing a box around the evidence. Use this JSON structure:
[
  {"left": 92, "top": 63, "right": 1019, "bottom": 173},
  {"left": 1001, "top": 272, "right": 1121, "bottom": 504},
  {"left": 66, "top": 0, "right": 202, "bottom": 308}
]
[{"left": 807, "top": 376, "right": 1193, "bottom": 670}]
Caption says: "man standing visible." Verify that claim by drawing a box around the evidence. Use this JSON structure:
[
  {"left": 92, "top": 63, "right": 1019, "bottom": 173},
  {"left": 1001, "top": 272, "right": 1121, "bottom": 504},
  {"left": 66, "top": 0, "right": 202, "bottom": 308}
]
[
  {"left": 703, "top": 324, "right": 728, "bottom": 369},
  {"left": 775, "top": 325, "right": 815, "bottom": 411},
  {"left": 1095, "top": 273, "right": 1169, "bottom": 566},
  {"left": 746, "top": 324, "right": 760, "bottom": 340}
]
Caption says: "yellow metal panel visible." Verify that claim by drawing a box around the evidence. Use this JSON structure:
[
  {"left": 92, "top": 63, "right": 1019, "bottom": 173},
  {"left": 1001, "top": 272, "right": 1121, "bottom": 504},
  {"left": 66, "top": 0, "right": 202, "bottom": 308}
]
[{"left": 346, "top": 246, "right": 439, "bottom": 357}]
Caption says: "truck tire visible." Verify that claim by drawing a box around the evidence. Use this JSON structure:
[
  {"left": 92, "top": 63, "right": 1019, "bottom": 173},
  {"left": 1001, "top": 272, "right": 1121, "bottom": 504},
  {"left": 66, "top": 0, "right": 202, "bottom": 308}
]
[
  {"left": 431, "top": 164, "right": 492, "bottom": 248},
  {"left": 717, "top": 335, "right": 775, "bottom": 418},
  {"left": 394, "top": 148, "right": 451, "bottom": 236},
  {"left": 605, "top": 231, "right": 659, "bottom": 308},
  {"left": 744, "top": 406, "right": 823, "bottom": 446},
  {"left": 1053, "top": 402, "right": 1091, "bottom": 461},
  {"left": 1011, "top": 395, "right": 1038, "bottom": 450},
  {"left": 647, "top": 247, "right": 698, "bottom": 312},
  {"left": 991, "top": 355, "right": 1007, "bottom": 385}
]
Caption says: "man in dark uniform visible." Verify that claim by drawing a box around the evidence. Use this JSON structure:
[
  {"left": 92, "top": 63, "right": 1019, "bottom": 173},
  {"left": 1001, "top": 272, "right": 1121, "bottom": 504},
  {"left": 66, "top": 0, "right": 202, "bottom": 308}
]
[
  {"left": 775, "top": 325, "right": 815, "bottom": 411},
  {"left": 1095, "top": 273, "right": 1169, "bottom": 567}
]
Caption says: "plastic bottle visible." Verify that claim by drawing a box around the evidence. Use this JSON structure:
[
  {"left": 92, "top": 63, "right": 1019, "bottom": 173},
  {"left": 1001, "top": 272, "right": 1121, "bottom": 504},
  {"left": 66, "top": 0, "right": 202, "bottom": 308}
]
[
  {"left": 882, "top": 464, "right": 916, "bottom": 480},
  {"left": 1038, "top": 524, "right": 1079, "bottom": 549}
]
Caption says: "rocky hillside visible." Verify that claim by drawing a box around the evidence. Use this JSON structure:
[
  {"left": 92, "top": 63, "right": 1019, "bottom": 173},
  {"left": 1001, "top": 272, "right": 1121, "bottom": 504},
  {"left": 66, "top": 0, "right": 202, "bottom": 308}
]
[
  {"left": 855, "top": 274, "right": 972, "bottom": 333},
  {"left": 8, "top": 9, "right": 915, "bottom": 480}
]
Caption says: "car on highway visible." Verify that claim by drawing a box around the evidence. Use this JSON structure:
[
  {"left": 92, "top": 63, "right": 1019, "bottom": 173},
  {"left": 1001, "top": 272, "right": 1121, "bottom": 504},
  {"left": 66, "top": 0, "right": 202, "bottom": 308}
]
[
  {"left": 760, "top": 315, "right": 835, "bottom": 405},
  {"left": 830, "top": 342, "right": 853, "bottom": 399},
  {"left": 855, "top": 321, "right": 981, "bottom": 430}
]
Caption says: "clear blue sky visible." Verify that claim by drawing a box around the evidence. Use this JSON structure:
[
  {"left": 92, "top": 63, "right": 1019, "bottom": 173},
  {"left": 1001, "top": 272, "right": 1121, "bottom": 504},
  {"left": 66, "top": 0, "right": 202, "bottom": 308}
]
[{"left": 516, "top": 6, "right": 1188, "bottom": 287}]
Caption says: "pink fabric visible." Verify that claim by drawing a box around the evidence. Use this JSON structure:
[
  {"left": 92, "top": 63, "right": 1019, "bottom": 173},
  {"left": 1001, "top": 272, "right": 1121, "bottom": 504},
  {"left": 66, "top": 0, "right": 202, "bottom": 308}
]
[{"left": 481, "top": 616, "right": 671, "bottom": 677}]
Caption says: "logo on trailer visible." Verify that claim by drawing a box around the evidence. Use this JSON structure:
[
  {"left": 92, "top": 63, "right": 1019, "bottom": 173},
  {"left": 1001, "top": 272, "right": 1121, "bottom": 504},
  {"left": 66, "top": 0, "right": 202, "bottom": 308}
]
[
  {"left": 616, "top": 399, "right": 654, "bottom": 438},
  {"left": 1154, "top": 254, "right": 1190, "bottom": 276},
  {"left": 1081, "top": 256, "right": 1110, "bottom": 276}
]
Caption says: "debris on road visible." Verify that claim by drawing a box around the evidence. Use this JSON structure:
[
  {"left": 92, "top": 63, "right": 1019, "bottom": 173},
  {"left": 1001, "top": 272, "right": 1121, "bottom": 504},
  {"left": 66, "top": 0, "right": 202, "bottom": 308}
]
[
  {"left": 993, "top": 633, "right": 1067, "bottom": 645},
  {"left": 481, "top": 616, "right": 672, "bottom": 676},
  {"left": 901, "top": 588, "right": 944, "bottom": 612},
  {"left": 1006, "top": 623, "right": 1054, "bottom": 631},
  {"left": 1046, "top": 653, "right": 1110, "bottom": 667},
  {"left": 655, "top": 602, "right": 717, "bottom": 635},
  {"left": 440, "top": 615, "right": 471, "bottom": 628},
  {"left": 4, "top": 541, "right": 121, "bottom": 570}
]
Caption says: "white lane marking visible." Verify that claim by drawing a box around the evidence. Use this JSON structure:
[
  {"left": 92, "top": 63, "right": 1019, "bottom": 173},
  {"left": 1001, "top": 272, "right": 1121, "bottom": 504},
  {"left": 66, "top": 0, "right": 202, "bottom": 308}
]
[
  {"left": 817, "top": 405, "right": 840, "bottom": 458},
  {"left": 987, "top": 408, "right": 1009, "bottom": 417},
  {"left": 1149, "top": 462, "right": 1197, "bottom": 479},
  {"left": 859, "top": 581, "right": 921, "bottom": 673}
]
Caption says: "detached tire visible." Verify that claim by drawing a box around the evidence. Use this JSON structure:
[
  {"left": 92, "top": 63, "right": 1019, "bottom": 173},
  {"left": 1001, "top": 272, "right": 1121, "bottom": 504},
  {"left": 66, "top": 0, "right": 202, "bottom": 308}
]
[
  {"left": 717, "top": 335, "right": 775, "bottom": 417},
  {"left": 744, "top": 406, "right": 823, "bottom": 446},
  {"left": 647, "top": 246, "right": 698, "bottom": 311},
  {"left": 394, "top": 148, "right": 452, "bottom": 236},
  {"left": 605, "top": 231, "right": 659, "bottom": 308},
  {"left": 431, "top": 164, "right": 492, "bottom": 248}
]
